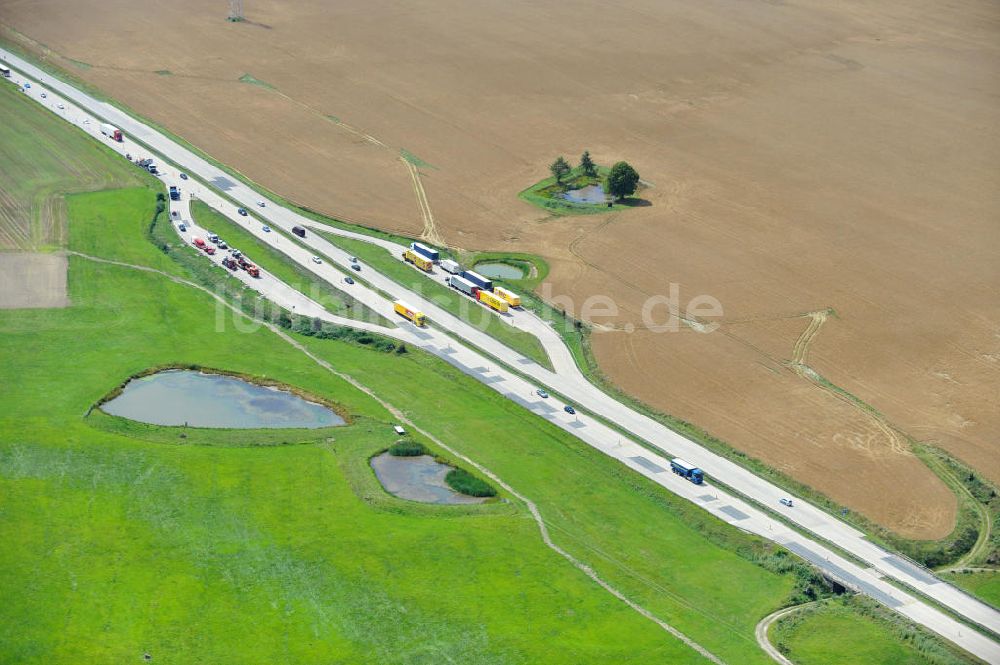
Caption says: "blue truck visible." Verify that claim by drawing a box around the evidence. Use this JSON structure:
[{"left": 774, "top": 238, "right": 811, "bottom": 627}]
[
  {"left": 460, "top": 269, "right": 493, "bottom": 292},
  {"left": 670, "top": 458, "right": 704, "bottom": 484},
  {"left": 410, "top": 242, "right": 439, "bottom": 262}
]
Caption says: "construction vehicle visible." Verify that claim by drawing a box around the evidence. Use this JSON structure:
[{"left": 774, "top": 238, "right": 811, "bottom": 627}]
[
  {"left": 461, "top": 270, "right": 493, "bottom": 293},
  {"left": 393, "top": 300, "right": 426, "bottom": 326},
  {"left": 448, "top": 274, "right": 480, "bottom": 297},
  {"left": 100, "top": 123, "right": 123, "bottom": 141},
  {"left": 236, "top": 254, "right": 260, "bottom": 277},
  {"left": 410, "top": 242, "right": 439, "bottom": 262},
  {"left": 670, "top": 458, "right": 704, "bottom": 485},
  {"left": 403, "top": 248, "right": 434, "bottom": 272},
  {"left": 440, "top": 259, "right": 461, "bottom": 274},
  {"left": 477, "top": 289, "right": 509, "bottom": 313},
  {"left": 494, "top": 286, "right": 522, "bottom": 308}
]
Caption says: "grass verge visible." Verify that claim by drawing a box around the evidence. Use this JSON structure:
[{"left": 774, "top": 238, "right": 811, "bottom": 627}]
[
  {"left": 940, "top": 571, "right": 1000, "bottom": 609},
  {"left": 769, "top": 596, "right": 980, "bottom": 664}
]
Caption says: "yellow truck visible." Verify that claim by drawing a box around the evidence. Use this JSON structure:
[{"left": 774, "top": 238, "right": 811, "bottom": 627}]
[
  {"left": 493, "top": 286, "right": 522, "bottom": 308},
  {"left": 477, "top": 289, "right": 510, "bottom": 313},
  {"left": 393, "top": 300, "right": 426, "bottom": 326},
  {"left": 402, "top": 249, "right": 434, "bottom": 273}
]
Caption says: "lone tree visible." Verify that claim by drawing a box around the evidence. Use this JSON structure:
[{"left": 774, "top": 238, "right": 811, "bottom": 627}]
[
  {"left": 579, "top": 151, "right": 597, "bottom": 178},
  {"left": 550, "top": 156, "right": 572, "bottom": 185},
  {"left": 605, "top": 161, "right": 640, "bottom": 200}
]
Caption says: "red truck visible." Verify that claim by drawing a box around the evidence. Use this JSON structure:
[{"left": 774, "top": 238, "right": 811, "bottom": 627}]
[
  {"left": 236, "top": 255, "right": 260, "bottom": 277},
  {"left": 222, "top": 255, "right": 238, "bottom": 271},
  {"left": 192, "top": 236, "right": 206, "bottom": 248}
]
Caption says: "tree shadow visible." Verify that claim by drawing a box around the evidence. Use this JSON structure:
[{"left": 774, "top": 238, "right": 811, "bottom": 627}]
[{"left": 617, "top": 198, "right": 652, "bottom": 208}]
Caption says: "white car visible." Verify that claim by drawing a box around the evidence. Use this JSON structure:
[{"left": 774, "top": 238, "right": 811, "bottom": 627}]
[
  {"left": 312, "top": 256, "right": 322, "bottom": 264},
  {"left": 256, "top": 200, "right": 266, "bottom": 208},
  {"left": 57, "top": 103, "right": 64, "bottom": 109},
  {"left": 779, "top": 497, "right": 794, "bottom": 507}
]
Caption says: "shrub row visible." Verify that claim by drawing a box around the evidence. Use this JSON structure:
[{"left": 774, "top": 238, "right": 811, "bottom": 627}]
[
  {"left": 444, "top": 468, "right": 497, "bottom": 498},
  {"left": 388, "top": 440, "right": 426, "bottom": 457}
]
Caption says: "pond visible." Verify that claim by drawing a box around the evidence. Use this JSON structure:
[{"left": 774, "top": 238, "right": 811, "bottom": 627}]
[
  {"left": 101, "top": 369, "right": 345, "bottom": 429},
  {"left": 561, "top": 183, "right": 607, "bottom": 204},
  {"left": 370, "top": 453, "right": 486, "bottom": 504},
  {"left": 474, "top": 262, "right": 525, "bottom": 280}
]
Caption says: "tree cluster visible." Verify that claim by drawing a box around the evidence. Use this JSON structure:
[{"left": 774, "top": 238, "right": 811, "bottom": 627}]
[{"left": 548, "top": 151, "right": 640, "bottom": 200}]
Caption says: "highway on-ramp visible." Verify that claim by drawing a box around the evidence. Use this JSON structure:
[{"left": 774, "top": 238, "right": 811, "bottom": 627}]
[{"left": 4, "top": 53, "right": 998, "bottom": 662}]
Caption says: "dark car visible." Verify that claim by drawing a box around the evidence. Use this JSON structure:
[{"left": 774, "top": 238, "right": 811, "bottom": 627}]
[
  {"left": 351, "top": 263, "right": 361, "bottom": 272},
  {"left": 178, "top": 223, "right": 187, "bottom": 232},
  {"left": 237, "top": 208, "right": 248, "bottom": 216},
  {"left": 564, "top": 405, "right": 576, "bottom": 415},
  {"left": 179, "top": 172, "right": 189, "bottom": 180},
  {"left": 344, "top": 276, "right": 355, "bottom": 285}
]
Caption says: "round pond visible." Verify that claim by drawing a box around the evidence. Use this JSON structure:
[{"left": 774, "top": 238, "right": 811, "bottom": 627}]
[
  {"left": 474, "top": 262, "right": 525, "bottom": 280},
  {"left": 371, "top": 453, "right": 486, "bottom": 504},
  {"left": 101, "top": 369, "right": 345, "bottom": 429},
  {"left": 561, "top": 183, "right": 607, "bottom": 204}
]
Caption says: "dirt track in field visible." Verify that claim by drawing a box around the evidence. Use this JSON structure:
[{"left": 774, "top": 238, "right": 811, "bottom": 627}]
[{"left": 3, "top": 0, "right": 998, "bottom": 538}]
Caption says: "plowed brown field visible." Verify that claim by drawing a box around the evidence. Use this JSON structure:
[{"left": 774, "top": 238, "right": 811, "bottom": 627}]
[{"left": 4, "top": 0, "right": 997, "bottom": 539}]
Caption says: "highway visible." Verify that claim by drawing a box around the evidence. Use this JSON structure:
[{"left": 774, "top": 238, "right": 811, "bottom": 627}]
[{"left": 4, "top": 53, "right": 998, "bottom": 662}]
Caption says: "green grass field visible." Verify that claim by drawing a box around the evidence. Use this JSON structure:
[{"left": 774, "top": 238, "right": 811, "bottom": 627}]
[
  {"left": 317, "top": 233, "right": 553, "bottom": 368},
  {"left": 0, "top": 59, "right": 980, "bottom": 663},
  {"left": 0, "top": 79, "right": 147, "bottom": 250},
  {"left": 769, "top": 597, "right": 977, "bottom": 665}
]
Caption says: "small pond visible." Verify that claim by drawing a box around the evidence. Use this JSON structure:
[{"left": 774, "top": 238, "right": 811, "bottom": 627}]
[
  {"left": 101, "top": 369, "right": 345, "bottom": 429},
  {"left": 561, "top": 183, "right": 607, "bottom": 204},
  {"left": 474, "top": 262, "right": 525, "bottom": 280},
  {"left": 370, "top": 453, "right": 486, "bottom": 505}
]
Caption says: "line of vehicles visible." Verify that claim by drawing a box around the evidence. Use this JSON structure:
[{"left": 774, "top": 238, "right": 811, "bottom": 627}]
[
  {"left": 191, "top": 232, "right": 260, "bottom": 277},
  {"left": 401, "top": 242, "right": 523, "bottom": 313}
]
